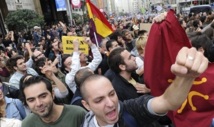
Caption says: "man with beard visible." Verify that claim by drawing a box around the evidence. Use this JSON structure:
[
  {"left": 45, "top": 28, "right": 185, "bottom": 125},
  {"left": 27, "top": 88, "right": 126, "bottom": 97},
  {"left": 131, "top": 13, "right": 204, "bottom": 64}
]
[
  {"left": 108, "top": 47, "right": 150, "bottom": 101},
  {"left": 80, "top": 47, "right": 208, "bottom": 127},
  {"left": 20, "top": 75, "right": 86, "bottom": 127}
]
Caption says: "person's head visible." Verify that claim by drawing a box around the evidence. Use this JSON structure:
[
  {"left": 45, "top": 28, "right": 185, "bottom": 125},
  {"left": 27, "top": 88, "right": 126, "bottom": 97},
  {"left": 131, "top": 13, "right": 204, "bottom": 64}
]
[
  {"left": 19, "top": 75, "right": 54, "bottom": 118},
  {"left": 51, "top": 39, "right": 60, "bottom": 52},
  {"left": 135, "top": 35, "right": 148, "bottom": 58},
  {"left": 61, "top": 54, "right": 72, "bottom": 73},
  {"left": 32, "top": 50, "right": 45, "bottom": 62},
  {"left": 79, "top": 52, "right": 88, "bottom": 63},
  {"left": 188, "top": 32, "right": 213, "bottom": 59},
  {"left": 108, "top": 47, "right": 137, "bottom": 74},
  {"left": 106, "top": 39, "right": 119, "bottom": 52},
  {"left": 58, "top": 41, "right": 63, "bottom": 53},
  {"left": 74, "top": 68, "right": 94, "bottom": 88},
  {"left": 137, "top": 30, "right": 148, "bottom": 37},
  {"left": 179, "top": 19, "right": 187, "bottom": 29},
  {"left": 6, "top": 55, "right": 26, "bottom": 73},
  {"left": 7, "top": 49, "right": 18, "bottom": 58},
  {"left": 100, "top": 39, "right": 108, "bottom": 51},
  {"left": 203, "top": 27, "right": 214, "bottom": 40},
  {"left": 80, "top": 75, "right": 119, "bottom": 126},
  {"left": 122, "top": 29, "right": 133, "bottom": 41},
  {"left": 192, "top": 19, "right": 202, "bottom": 28},
  {"left": 109, "top": 30, "right": 124, "bottom": 45},
  {"left": 35, "top": 57, "right": 58, "bottom": 76},
  {"left": 39, "top": 37, "right": 46, "bottom": 46}
]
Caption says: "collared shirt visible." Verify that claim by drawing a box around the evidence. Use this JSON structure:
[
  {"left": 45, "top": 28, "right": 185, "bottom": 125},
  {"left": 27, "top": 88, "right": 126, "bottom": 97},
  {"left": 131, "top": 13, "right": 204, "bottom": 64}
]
[
  {"left": 5, "top": 97, "right": 26, "bottom": 120},
  {"left": 65, "top": 44, "right": 102, "bottom": 93},
  {"left": 0, "top": 118, "right": 21, "bottom": 127},
  {"left": 9, "top": 68, "right": 38, "bottom": 89},
  {"left": 92, "top": 105, "right": 120, "bottom": 127},
  {"left": 93, "top": 116, "right": 114, "bottom": 127}
]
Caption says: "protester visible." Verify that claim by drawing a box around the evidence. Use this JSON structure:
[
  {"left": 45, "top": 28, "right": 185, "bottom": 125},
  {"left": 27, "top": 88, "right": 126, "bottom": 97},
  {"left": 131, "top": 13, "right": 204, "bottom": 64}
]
[
  {"left": 80, "top": 47, "right": 208, "bottom": 127},
  {"left": 20, "top": 75, "right": 86, "bottom": 127}
]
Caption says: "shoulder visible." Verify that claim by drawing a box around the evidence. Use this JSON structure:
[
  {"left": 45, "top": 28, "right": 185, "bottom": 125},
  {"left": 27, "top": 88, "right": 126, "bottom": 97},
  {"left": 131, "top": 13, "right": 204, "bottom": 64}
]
[
  {"left": 1, "top": 118, "right": 22, "bottom": 127},
  {"left": 22, "top": 113, "right": 38, "bottom": 126},
  {"left": 9, "top": 72, "right": 19, "bottom": 80},
  {"left": 64, "top": 105, "right": 87, "bottom": 114}
]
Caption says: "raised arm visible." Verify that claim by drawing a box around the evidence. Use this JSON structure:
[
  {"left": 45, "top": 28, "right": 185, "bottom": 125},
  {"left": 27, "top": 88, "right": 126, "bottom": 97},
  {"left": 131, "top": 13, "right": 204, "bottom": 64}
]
[
  {"left": 85, "top": 38, "right": 102, "bottom": 71},
  {"left": 65, "top": 39, "right": 81, "bottom": 93},
  {"left": 151, "top": 47, "right": 208, "bottom": 114},
  {"left": 40, "top": 62, "right": 68, "bottom": 98}
]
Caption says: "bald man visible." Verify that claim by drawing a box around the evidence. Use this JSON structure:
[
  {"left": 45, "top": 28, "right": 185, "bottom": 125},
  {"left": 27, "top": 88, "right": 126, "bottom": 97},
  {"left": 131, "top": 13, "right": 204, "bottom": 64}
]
[{"left": 80, "top": 47, "right": 208, "bottom": 127}]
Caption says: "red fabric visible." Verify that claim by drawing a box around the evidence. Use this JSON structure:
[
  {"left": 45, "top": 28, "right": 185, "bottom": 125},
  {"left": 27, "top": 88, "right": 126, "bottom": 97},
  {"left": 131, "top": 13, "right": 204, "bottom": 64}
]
[{"left": 144, "top": 9, "right": 214, "bottom": 127}]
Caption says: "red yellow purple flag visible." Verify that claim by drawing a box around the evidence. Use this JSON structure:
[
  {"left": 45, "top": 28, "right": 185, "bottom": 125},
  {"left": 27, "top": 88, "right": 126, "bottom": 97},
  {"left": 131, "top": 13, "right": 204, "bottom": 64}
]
[{"left": 86, "top": 0, "right": 113, "bottom": 38}]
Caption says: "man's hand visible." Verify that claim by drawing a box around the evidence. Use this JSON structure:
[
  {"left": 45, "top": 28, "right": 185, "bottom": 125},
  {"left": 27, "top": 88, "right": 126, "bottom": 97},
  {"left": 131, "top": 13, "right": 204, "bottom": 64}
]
[
  {"left": 84, "top": 37, "right": 93, "bottom": 46},
  {"left": 152, "top": 12, "right": 167, "bottom": 23},
  {"left": 39, "top": 61, "right": 56, "bottom": 80},
  {"left": 171, "top": 47, "right": 208, "bottom": 78},
  {"left": 135, "top": 83, "right": 151, "bottom": 94},
  {"left": 73, "top": 39, "right": 79, "bottom": 52}
]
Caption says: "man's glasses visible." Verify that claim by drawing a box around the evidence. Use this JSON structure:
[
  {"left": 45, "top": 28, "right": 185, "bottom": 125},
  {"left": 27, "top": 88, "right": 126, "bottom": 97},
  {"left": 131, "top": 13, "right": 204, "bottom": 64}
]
[{"left": 35, "top": 54, "right": 43, "bottom": 59}]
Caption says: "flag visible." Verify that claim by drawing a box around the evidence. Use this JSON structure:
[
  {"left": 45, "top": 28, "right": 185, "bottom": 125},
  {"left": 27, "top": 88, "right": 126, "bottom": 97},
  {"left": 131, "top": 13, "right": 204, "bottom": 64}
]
[
  {"left": 89, "top": 19, "right": 103, "bottom": 45},
  {"left": 86, "top": 0, "right": 113, "bottom": 38},
  {"left": 144, "top": 9, "right": 214, "bottom": 127}
]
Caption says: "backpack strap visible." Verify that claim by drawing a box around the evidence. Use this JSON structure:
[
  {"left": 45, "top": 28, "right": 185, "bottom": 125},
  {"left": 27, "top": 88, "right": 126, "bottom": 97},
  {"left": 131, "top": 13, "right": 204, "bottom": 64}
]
[
  {"left": 12, "top": 99, "right": 26, "bottom": 119},
  {"left": 71, "top": 96, "right": 82, "bottom": 105}
]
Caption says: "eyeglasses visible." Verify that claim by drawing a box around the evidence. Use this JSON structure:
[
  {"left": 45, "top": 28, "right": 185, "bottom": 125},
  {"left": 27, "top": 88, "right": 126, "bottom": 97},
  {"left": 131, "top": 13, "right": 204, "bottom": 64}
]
[{"left": 35, "top": 53, "right": 43, "bottom": 59}]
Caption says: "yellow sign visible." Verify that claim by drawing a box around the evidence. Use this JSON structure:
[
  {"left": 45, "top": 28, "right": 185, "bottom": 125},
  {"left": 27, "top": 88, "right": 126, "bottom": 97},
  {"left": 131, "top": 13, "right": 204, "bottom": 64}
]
[{"left": 62, "top": 36, "right": 89, "bottom": 55}]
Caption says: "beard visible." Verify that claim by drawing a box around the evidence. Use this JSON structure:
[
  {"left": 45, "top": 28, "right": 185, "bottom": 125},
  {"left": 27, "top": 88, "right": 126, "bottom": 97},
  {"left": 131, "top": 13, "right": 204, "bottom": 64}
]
[
  {"left": 36, "top": 101, "right": 54, "bottom": 118},
  {"left": 125, "top": 65, "right": 138, "bottom": 73}
]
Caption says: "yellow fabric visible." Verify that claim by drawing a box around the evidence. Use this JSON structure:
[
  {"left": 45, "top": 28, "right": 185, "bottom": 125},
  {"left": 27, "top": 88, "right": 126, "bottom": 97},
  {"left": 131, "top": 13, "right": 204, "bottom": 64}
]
[
  {"left": 86, "top": 3, "right": 113, "bottom": 37},
  {"left": 128, "top": 78, "right": 137, "bottom": 86}
]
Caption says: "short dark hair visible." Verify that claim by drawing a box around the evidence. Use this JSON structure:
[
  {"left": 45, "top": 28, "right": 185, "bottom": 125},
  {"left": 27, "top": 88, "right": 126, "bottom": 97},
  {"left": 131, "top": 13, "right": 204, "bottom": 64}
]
[
  {"left": 138, "top": 30, "right": 147, "bottom": 37},
  {"left": 34, "top": 57, "right": 46, "bottom": 76},
  {"left": 61, "top": 54, "right": 71, "bottom": 74},
  {"left": 189, "top": 32, "right": 213, "bottom": 59},
  {"left": 19, "top": 75, "right": 53, "bottom": 106},
  {"left": 109, "top": 30, "right": 123, "bottom": 40},
  {"left": 121, "top": 29, "right": 129, "bottom": 40},
  {"left": 106, "top": 39, "right": 116, "bottom": 52},
  {"left": 108, "top": 47, "right": 125, "bottom": 73},
  {"left": 6, "top": 55, "right": 24, "bottom": 72},
  {"left": 74, "top": 68, "right": 93, "bottom": 88}
]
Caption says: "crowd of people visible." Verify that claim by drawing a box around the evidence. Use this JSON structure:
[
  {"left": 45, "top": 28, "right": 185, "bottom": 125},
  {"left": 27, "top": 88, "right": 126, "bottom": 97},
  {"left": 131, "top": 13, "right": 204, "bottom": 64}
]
[{"left": 0, "top": 9, "right": 212, "bottom": 127}]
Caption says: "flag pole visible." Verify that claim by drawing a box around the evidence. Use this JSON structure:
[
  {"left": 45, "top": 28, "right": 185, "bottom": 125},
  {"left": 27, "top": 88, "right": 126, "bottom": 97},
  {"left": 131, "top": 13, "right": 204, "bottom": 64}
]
[{"left": 93, "top": 32, "right": 99, "bottom": 47}]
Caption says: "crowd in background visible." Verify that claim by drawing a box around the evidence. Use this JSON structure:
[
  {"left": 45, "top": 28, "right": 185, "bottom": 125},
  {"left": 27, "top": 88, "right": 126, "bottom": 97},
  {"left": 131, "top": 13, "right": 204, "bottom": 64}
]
[{"left": 0, "top": 9, "right": 213, "bottom": 127}]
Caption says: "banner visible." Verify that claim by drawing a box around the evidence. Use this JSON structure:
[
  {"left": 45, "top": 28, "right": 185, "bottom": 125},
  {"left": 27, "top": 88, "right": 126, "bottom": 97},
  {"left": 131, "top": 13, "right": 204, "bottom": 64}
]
[
  {"left": 55, "top": 0, "right": 67, "bottom": 11},
  {"left": 62, "top": 36, "right": 89, "bottom": 55}
]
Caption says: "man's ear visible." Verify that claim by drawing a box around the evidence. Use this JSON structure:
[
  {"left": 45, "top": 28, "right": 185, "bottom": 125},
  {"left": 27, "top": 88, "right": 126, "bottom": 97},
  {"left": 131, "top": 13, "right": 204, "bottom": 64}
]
[
  {"left": 119, "top": 64, "right": 126, "bottom": 71},
  {"left": 81, "top": 100, "right": 91, "bottom": 111},
  {"left": 52, "top": 90, "right": 55, "bottom": 99},
  {"left": 13, "top": 66, "right": 18, "bottom": 71}
]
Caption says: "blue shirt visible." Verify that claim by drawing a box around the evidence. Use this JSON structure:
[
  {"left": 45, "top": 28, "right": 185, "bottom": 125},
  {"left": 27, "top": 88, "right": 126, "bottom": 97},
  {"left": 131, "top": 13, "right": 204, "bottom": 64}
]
[{"left": 5, "top": 97, "right": 26, "bottom": 120}]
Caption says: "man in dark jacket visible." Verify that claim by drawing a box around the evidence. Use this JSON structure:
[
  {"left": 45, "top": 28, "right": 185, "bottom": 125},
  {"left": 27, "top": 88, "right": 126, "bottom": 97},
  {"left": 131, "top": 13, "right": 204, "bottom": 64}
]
[{"left": 80, "top": 47, "right": 208, "bottom": 127}]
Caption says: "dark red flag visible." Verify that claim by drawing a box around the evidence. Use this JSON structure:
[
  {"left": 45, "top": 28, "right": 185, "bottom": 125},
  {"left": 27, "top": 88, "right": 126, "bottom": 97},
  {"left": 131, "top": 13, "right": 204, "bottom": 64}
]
[{"left": 144, "top": 9, "right": 214, "bottom": 127}]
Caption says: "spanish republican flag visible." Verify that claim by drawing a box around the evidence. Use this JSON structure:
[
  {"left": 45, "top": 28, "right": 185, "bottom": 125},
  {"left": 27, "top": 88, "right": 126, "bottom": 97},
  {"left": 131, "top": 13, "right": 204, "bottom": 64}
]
[{"left": 86, "top": 0, "right": 113, "bottom": 38}]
